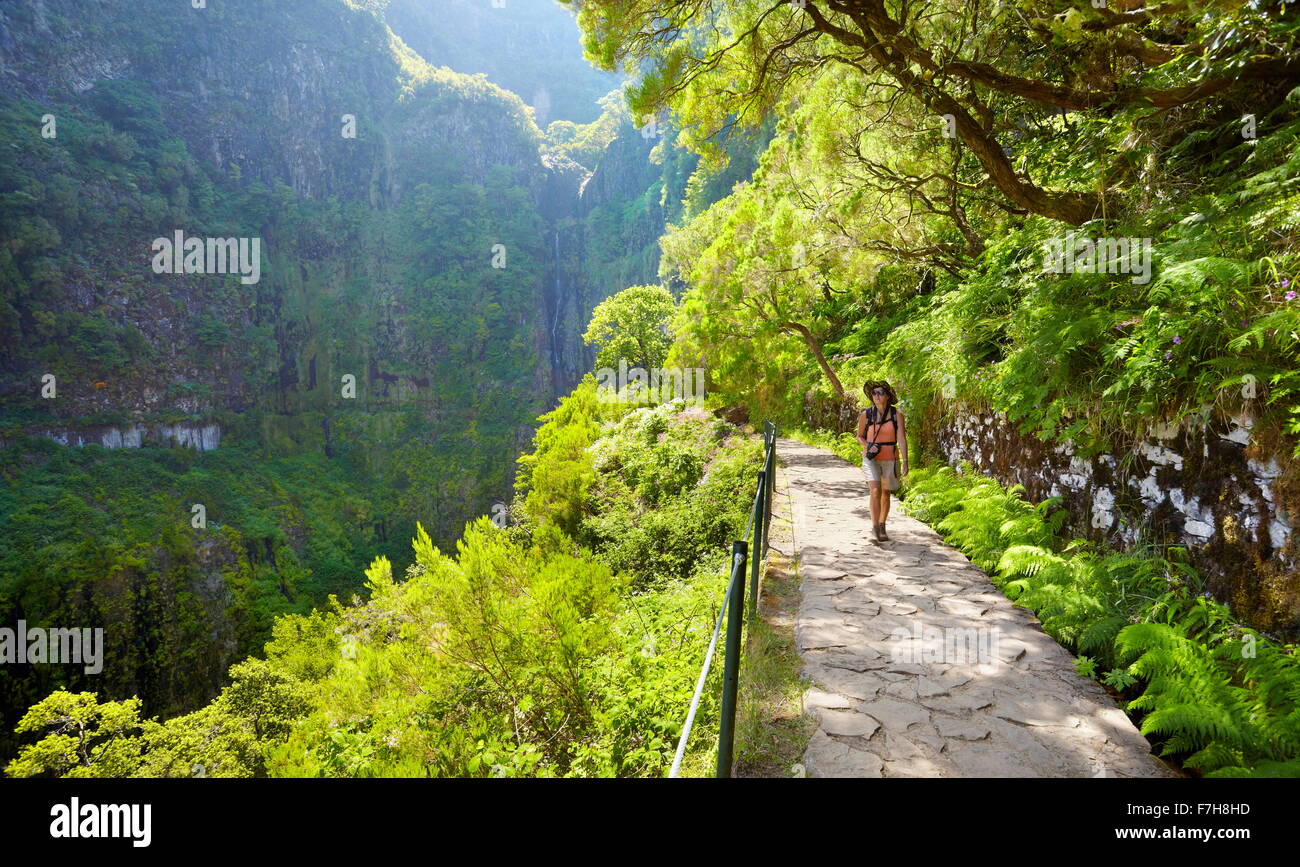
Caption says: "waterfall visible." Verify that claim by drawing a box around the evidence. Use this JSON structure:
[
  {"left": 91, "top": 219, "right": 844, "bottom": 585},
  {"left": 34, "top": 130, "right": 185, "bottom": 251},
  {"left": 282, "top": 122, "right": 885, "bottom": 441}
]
[{"left": 551, "top": 229, "right": 565, "bottom": 376}]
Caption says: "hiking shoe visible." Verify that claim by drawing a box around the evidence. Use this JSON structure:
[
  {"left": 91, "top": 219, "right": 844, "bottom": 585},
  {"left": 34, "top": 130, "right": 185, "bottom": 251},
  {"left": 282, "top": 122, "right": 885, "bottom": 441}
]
[
  {"left": 880, "top": 523, "right": 890, "bottom": 541},
  {"left": 872, "top": 522, "right": 883, "bottom": 543}
]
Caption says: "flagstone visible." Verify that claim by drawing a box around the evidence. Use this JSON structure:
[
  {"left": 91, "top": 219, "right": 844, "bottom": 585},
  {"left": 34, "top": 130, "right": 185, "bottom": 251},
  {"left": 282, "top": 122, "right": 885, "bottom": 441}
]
[{"left": 776, "top": 438, "right": 1178, "bottom": 779}]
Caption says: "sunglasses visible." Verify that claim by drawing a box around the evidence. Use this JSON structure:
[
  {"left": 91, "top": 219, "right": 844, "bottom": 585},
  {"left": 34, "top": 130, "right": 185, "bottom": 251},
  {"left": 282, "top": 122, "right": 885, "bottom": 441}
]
[{"left": 871, "top": 389, "right": 887, "bottom": 395}]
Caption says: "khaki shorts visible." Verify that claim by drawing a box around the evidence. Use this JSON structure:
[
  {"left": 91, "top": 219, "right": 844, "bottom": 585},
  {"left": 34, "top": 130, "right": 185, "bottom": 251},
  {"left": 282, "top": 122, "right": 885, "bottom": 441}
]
[{"left": 862, "top": 458, "right": 900, "bottom": 491}]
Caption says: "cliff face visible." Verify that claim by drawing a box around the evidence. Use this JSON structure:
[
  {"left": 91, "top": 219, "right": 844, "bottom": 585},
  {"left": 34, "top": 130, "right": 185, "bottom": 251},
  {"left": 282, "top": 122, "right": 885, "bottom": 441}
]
[
  {"left": 0, "top": 0, "right": 589, "bottom": 515},
  {"left": 0, "top": 0, "right": 701, "bottom": 758},
  {"left": 0, "top": 0, "right": 633, "bottom": 748},
  {"left": 546, "top": 122, "right": 675, "bottom": 392},
  {"left": 378, "top": 0, "right": 620, "bottom": 125},
  {"left": 2, "top": 0, "right": 396, "bottom": 200}
]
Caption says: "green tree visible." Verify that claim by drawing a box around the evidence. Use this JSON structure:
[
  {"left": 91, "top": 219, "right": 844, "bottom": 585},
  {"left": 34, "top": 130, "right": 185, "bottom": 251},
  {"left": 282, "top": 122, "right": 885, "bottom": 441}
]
[
  {"left": 219, "top": 659, "right": 312, "bottom": 742},
  {"left": 133, "top": 702, "right": 260, "bottom": 778},
  {"left": 5, "top": 691, "right": 144, "bottom": 778},
  {"left": 662, "top": 187, "right": 850, "bottom": 402},
  {"left": 516, "top": 379, "right": 604, "bottom": 536},
  {"left": 566, "top": 0, "right": 1299, "bottom": 225},
  {"left": 582, "top": 284, "right": 677, "bottom": 372}
]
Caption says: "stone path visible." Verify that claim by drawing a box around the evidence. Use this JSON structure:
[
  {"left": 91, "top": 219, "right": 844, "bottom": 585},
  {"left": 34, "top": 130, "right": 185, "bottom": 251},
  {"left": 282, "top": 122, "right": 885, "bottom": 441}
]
[{"left": 777, "top": 438, "right": 1178, "bottom": 778}]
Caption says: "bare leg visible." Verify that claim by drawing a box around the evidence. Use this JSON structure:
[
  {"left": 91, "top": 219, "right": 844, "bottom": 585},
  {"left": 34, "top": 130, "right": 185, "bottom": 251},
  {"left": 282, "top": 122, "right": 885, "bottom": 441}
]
[
  {"left": 867, "top": 480, "right": 881, "bottom": 530},
  {"left": 879, "top": 486, "right": 892, "bottom": 524}
]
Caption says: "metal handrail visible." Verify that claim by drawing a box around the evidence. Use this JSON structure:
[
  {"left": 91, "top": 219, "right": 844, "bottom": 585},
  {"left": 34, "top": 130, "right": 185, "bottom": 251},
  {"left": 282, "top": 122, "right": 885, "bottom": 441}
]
[
  {"left": 667, "top": 543, "right": 743, "bottom": 778},
  {"left": 668, "top": 421, "right": 777, "bottom": 778}
]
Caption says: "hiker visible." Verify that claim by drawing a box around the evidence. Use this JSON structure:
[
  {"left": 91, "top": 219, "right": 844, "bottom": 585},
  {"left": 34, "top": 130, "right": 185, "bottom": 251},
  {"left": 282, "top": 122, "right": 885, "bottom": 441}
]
[{"left": 856, "top": 380, "right": 908, "bottom": 542}]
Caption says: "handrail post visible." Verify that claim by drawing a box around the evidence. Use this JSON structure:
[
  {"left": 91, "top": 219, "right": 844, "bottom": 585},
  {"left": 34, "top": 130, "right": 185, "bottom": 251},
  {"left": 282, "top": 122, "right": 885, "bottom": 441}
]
[
  {"left": 717, "top": 540, "right": 747, "bottom": 778},
  {"left": 750, "top": 470, "right": 765, "bottom": 613},
  {"left": 764, "top": 422, "right": 776, "bottom": 538}
]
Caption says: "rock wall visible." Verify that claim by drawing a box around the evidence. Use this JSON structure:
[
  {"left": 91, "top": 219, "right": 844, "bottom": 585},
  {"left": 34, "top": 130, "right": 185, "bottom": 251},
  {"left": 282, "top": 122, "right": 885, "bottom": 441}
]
[
  {"left": 380, "top": 0, "right": 620, "bottom": 125},
  {"left": 548, "top": 121, "right": 670, "bottom": 393},
  {"left": 934, "top": 408, "right": 1300, "bottom": 639},
  {"left": 4, "top": 422, "right": 222, "bottom": 451},
  {"left": 803, "top": 390, "right": 861, "bottom": 435},
  {"left": 0, "top": 0, "right": 611, "bottom": 545}
]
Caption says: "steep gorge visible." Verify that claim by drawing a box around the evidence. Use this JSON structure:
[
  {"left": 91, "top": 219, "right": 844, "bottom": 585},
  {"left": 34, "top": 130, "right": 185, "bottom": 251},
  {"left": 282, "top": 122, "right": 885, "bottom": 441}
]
[{"left": 0, "top": 0, "right": 668, "bottom": 753}]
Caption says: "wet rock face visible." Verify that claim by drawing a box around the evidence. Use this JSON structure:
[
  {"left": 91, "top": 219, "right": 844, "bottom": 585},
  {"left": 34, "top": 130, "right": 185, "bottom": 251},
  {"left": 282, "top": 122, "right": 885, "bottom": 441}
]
[
  {"left": 18, "top": 422, "right": 222, "bottom": 451},
  {"left": 934, "top": 410, "right": 1300, "bottom": 639},
  {"left": 0, "top": 0, "right": 578, "bottom": 420},
  {"left": 543, "top": 123, "right": 666, "bottom": 395}
]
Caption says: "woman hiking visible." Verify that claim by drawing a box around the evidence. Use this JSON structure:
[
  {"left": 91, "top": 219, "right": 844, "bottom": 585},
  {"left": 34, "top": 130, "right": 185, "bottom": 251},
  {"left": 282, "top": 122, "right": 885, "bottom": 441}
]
[{"left": 856, "top": 380, "right": 908, "bottom": 543}]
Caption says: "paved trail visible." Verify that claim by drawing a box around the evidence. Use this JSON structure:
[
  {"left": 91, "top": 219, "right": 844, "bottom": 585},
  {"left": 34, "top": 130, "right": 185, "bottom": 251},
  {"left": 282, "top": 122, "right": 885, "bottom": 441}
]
[{"left": 776, "top": 438, "right": 1177, "bottom": 778}]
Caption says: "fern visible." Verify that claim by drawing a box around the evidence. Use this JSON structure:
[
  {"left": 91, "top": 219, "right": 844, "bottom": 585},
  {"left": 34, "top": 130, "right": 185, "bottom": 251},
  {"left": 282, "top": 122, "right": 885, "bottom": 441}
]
[
  {"left": 1074, "top": 655, "right": 1097, "bottom": 679},
  {"left": 1102, "top": 668, "right": 1137, "bottom": 691},
  {"left": 1147, "top": 257, "right": 1250, "bottom": 303},
  {"left": 1205, "top": 758, "right": 1300, "bottom": 778},
  {"left": 906, "top": 465, "right": 1300, "bottom": 776},
  {"left": 1079, "top": 616, "right": 1128, "bottom": 658}
]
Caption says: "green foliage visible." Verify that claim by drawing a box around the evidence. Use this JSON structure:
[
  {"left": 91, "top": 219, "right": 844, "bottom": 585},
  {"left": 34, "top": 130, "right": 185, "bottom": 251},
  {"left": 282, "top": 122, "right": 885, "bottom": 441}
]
[
  {"left": 583, "top": 284, "right": 676, "bottom": 372},
  {"left": 1074, "top": 656, "right": 1096, "bottom": 679},
  {"left": 378, "top": 0, "right": 618, "bottom": 126},
  {"left": 0, "top": 437, "right": 399, "bottom": 762},
  {"left": 1117, "top": 624, "right": 1300, "bottom": 778},
  {"left": 598, "top": 0, "right": 1300, "bottom": 458},
  {"left": 7, "top": 390, "right": 765, "bottom": 777},
  {"left": 12, "top": 0, "right": 1298, "bottom": 783},
  {"left": 4, "top": 691, "right": 144, "bottom": 778},
  {"left": 515, "top": 379, "right": 605, "bottom": 536},
  {"left": 0, "top": 0, "right": 576, "bottom": 764},
  {"left": 582, "top": 401, "right": 760, "bottom": 585},
  {"left": 544, "top": 90, "right": 628, "bottom": 167},
  {"left": 5, "top": 654, "right": 316, "bottom": 778},
  {"left": 261, "top": 402, "right": 761, "bottom": 777},
  {"left": 903, "top": 465, "right": 1300, "bottom": 776}
]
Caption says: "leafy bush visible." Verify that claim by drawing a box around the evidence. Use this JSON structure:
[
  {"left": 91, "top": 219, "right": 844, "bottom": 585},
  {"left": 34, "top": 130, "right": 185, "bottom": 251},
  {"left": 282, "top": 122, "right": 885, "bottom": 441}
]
[{"left": 7, "top": 393, "right": 765, "bottom": 777}]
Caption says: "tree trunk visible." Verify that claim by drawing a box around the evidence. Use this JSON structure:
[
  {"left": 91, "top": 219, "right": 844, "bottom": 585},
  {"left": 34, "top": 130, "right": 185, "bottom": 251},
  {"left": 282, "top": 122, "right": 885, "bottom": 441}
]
[{"left": 780, "top": 320, "right": 847, "bottom": 402}]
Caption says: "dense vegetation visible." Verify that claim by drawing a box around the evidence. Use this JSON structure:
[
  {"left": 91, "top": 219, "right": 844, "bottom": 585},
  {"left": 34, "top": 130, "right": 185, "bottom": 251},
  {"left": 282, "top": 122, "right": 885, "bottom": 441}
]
[
  {"left": 0, "top": 0, "right": 581, "bottom": 757},
  {"left": 559, "top": 0, "right": 1300, "bottom": 775},
  {"left": 373, "top": 0, "right": 622, "bottom": 125},
  {"left": 0, "top": 436, "right": 404, "bottom": 761},
  {"left": 5, "top": 387, "right": 765, "bottom": 777},
  {"left": 5, "top": 0, "right": 1300, "bottom": 778},
  {"left": 904, "top": 465, "right": 1300, "bottom": 777},
  {"left": 557, "top": 0, "right": 1300, "bottom": 460}
]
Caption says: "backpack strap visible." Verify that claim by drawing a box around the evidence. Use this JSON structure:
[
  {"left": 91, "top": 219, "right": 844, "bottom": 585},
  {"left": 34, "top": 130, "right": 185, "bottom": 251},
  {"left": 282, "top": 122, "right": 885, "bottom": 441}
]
[{"left": 865, "top": 405, "right": 895, "bottom": 427}]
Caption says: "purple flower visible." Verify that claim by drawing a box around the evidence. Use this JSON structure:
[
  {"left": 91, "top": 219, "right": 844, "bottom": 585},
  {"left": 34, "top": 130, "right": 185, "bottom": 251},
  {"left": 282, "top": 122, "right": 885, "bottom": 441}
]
[
  {"left": 1287, "top": 290, "right": 1297, "bottom": 302},
  {"left": 1164, "top": 351, "right": 1172, "bottom": 360},
  {"left": 1172, "top": 335, "right": 1182, "bottom": 344},
  {"left": 1241, "top": 320, "right": 1248, "bottom": 326},
  {"left": 1283, "top": 279, "right": 1291, "bottom": 288}
]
